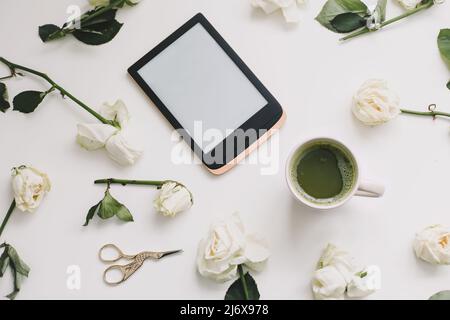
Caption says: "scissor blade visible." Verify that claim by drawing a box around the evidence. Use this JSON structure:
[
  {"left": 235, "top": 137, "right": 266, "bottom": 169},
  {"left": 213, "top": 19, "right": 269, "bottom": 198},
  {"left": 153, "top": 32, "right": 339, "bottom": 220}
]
[{"left": 159, "top": 249, "right": 183, "bottom": 259}]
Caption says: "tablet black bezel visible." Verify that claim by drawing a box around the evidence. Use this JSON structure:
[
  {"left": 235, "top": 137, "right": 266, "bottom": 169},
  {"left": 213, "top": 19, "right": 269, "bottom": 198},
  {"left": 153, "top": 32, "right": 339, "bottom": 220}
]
[{"left": 128, "top": 13, "right": 283, "bottom": 171}]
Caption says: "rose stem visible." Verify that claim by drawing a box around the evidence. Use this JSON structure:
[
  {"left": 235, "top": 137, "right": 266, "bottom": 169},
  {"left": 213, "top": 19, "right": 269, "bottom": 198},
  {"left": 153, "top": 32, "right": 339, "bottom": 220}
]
[
  {"left": 340, "top": 1, "right": 434, "bottom": 41},
  {"left": 400, "top": 109, "right": 450, "bottom": 119},
  {"left": 0, "top": 200, "right": 16, "bottom": 238},
  {"left": 238, "top": 265, "right": 250, "bottom": 300},
  {"left": 0, "top": 57, "right": 119, "bottom": 128},
  {"left": 94, "top": 178, "right": 166, "bottom": 187}
]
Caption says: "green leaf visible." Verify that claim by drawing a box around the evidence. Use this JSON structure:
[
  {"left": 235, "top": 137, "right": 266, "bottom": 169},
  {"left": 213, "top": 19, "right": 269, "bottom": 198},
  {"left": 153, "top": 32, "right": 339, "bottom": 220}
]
[
  {"left": 0, "top": 249, "right": 9, "bottom": 277},
  {"left": 73, "top": 20, "right": 123, "bottom": 45},
  {"left": 13, "top": 90, "right": 46, "bottom": 114},
  {"left": 447, "top": 80, "right": 450, "bottom": 90},
  {"left": 97, "top": 190, "right": 134, "bottom": 222},
  {"left": 38, "top": 24, "right": 65, "bottom": 42},
  {"left": 7, "top": 245, "right": 30, "bottom": 277},
  {"left": 316, "top": 0, "right": 368, "bottom": 32},
  {"left": 331, "top": 12, "right": 366, "bottom": 33},
  {"left": 0, "top": 82, "right": 10, "bottom": 113},
  {"left": 83, "top": 201, "right": 101, "bottom": 226},
  {"left": 0, "top": 244, "right": 30, "bottom": 300},
  {"left": 115, "top": 205, "right": 134, "bottom": 222},
  {"left": 438, "top": 29, "right": 450, "bottom": 67},
  {"left": 225, "top": 271, "right": 260, "bottom": 300},
  {"left": 429, "top": 290, "right": 450, "bottom": 300}
]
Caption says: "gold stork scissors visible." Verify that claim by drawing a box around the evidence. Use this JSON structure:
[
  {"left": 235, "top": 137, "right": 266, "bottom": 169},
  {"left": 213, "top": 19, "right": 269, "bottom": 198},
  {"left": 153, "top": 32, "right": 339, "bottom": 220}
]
[{"left": 99, "top": 244, "right": 182, "bottom": 285}]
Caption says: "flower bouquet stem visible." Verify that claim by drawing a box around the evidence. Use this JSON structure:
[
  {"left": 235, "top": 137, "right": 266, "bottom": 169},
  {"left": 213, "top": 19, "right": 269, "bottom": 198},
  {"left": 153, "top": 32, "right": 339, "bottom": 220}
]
[
  {"left": 94, "top": 178, "right": 167, "bottom": 187},
  {"left": 340, "top": 1, "right": 434, "bottom": 41},
  {"left": 0, "top": 200, "right": 15, "bottom": 238},
  {"left": 238, "top": 265, "right": 250, "bottom": 300},
  {"left": 0, "top": 57, "right": 118, "bottom": 128},
  {"left": 401, "top": 105, "right": 450, "bottom": 119}
]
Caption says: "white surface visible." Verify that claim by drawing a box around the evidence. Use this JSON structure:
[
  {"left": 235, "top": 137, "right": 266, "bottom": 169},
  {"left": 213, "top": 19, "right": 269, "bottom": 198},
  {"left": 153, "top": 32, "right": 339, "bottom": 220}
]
[
  {"left": 138, "top": 23, "right": 267, "bottom": 153},
  {"left": 0, "top": 0, "right": 449, "bottom": 300}
]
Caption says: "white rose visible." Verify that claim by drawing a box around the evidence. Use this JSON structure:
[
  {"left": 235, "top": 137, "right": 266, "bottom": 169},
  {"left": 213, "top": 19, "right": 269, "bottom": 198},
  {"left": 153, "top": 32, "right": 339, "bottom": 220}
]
[
  {"left": 11, "top": 166, "right": 51, "bottom": 213},
  {"left": 413, "top": 225, "right": 450, "bottom": 265},
  {"left": 89, "top": 0, "right": 110, "bottom": 7},
  {"left": 347, "top": 267, "right": 380, "bottom": 298},
  {"left": 352, "top": 79, "right": 401, "bottom": 126},
  {"left": 76, "top": 123, "right": 118, "bottom": 151},
  {"left": 197, "top": 213, "right": 269, "bottom": 282},
  {"left": 76, "top": 100, "right": 143, "bottom": 166},
  {"left": 312, "top": 244, "right": 379, "bottom": 300},
  {"left": 105, "top": 131, "right": 143, "bottom": 166},
  {"left": 396, "top": 0, "right": 423, "bottom": 10},
  {"left": 153, "top": 181, "right": 193, "bottom": 217},
  {"left": 317, "top": 243, "right": 358, "bottom": 283},
  {"left": 312, "top": 266, "right": 347, "bottom": 300},
  {"left": 251, "top": 0, "right": 305, "bottom": 23}
]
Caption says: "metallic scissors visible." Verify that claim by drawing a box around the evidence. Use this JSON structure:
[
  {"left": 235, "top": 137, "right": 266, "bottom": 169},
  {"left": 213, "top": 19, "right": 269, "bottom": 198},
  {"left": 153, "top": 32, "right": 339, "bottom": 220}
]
[{"left": 99, "top": 244, "right": 182, "bottom": 285}]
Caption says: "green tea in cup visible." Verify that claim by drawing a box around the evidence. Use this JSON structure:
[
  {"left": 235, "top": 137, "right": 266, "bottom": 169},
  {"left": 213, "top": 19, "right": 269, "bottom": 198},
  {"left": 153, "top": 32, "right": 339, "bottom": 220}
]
[
  {"left": 286, "top": 137, "right": 385, "bottom": 209},
  {"left": 288, "top": 139, "right": 357, "bottom": 206}
]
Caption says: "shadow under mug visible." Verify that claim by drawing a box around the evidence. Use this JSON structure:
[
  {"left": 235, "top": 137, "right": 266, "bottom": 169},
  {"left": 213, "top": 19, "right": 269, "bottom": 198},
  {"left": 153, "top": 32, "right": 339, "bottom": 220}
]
[{"left": 285, "top": 137, "right": 385, "bottom": 210}]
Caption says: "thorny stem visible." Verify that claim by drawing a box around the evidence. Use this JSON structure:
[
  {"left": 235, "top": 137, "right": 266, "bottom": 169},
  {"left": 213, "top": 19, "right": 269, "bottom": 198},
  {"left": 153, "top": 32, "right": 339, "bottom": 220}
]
[
  {"left": 0, "top": 200, "right": 16, "bottom": 239},
  {"left": 0, "top": 57, "right": 119, "bottom": 128},
  {"left": 340, "top": 1, "right": 435, "bottom": 41},
  {"left": 401, "top": 104, "right": 450, "bottom": 119},
  {"left": 94, "top": 178, "right": 167, "bottom": 187},
  {"left": 238, "top": 265, "right": 250, "bottom": 300}
]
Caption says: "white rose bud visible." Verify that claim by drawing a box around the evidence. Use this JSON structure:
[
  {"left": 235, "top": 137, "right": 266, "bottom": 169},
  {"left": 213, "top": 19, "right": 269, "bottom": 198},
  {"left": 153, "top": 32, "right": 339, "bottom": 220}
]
[
  {"left": 313, "top": 244, "right": 379, "bottom": 300},
  {"left": 76, "top": 100, "right": 143, "bottom": 166},
  {"left": 105, "top": 131, "right": 143, "bottom": 166},
  {"left": 76, "top": 123, "right": 118, "bottom": 151},
  {"left": 11, "top": 166, "right": 51, "bottom": 212},
  {"left": 197, "top": 213, "right": 269, "bottom": 282},
  {"left": 347, "top": 267, "right": 380, "bottom": 298},
  {"left": 396, "top": 0, "right": 423, "bottom": 10},
  {"left": 251, "top": 0, "right": 305, "bottom": 23},
  {"left": 153, "top": 181, "right": 193, "bottom": 217},
  {"left": 414, "top": 225, "right": 450, "bottom": 265},
  {"left": 352, "top": 79, "right": 401, "bottom": 126},
  {"left": 317, "top": 244, "right": 358, "bottom": 283},
  {"left": 312, "top": 266, "right": 347, "bottom": 300}
]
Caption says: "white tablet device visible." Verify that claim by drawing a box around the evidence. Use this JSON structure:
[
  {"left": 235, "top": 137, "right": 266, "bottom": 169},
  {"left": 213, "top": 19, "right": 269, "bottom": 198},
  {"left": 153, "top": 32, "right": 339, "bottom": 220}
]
[{"left": 129, "top": 13, "right": 285, "bottom": 175}]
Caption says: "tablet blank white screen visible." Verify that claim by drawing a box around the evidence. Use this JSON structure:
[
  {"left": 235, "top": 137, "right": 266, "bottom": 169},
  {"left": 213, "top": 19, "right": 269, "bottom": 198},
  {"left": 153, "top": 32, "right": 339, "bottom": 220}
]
[{"left": 137, "top": 23, "right": 268, "bottom": 153}]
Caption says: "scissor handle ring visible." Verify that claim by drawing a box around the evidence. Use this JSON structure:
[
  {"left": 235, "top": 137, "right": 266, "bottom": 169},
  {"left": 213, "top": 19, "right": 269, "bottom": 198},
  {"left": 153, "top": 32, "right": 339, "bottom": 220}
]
[
  {"left": 103, "top": 265, "right": 126, "bottom": 286},
  {"left": 99, "top": 244, "right": 125, "bottom": 263}
]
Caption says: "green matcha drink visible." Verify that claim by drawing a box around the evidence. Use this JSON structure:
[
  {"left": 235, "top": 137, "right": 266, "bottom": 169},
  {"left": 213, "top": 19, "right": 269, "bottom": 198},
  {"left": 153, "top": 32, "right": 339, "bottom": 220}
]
[{"left": 291, "top": 142, "right": 356, "bottom": 205}]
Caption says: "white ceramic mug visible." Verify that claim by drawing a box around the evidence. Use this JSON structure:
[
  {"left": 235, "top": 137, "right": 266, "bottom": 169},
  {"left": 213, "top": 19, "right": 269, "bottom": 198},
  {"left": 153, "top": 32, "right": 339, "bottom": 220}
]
[{"left": 285, "top": 137, "right": 385, "bottom": 210}]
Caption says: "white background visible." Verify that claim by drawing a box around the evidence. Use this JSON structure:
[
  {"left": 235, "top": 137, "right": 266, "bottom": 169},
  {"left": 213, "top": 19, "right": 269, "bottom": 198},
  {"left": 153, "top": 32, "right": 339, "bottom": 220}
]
[{"left": 0, "top": 0, "right": 449, "bottom": 300}]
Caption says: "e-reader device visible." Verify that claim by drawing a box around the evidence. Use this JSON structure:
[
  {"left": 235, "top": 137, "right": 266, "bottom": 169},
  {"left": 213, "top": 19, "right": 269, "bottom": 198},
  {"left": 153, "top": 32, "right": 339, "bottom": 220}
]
[{"left": 128, "top": 13, "right": 285, "bottom": 175}]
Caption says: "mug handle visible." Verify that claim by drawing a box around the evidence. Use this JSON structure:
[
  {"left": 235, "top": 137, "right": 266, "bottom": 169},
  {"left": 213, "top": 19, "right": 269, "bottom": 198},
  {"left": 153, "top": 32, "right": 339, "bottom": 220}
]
[{"left": 355, "top": 180, "right": 385, "bottom": 198}]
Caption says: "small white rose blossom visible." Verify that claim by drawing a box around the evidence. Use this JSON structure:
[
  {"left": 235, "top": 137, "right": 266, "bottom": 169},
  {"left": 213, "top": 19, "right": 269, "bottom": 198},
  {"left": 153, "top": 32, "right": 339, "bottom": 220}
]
[
  {"left": 396, "top": 0, "right": 423, "bottom": 10},
  {"left": 251, "top": 0, "right": 306, "bottom": 23},
  {"left": 352, "top": 79, "right": 401, "bottom": 126},
  {"left": 197, "top": 213, "right": 269, "bottom": 282},
  {"left": 414, "top": 225, "right": 450, "bottom": 265},
  {"left": 312, "top": 266, "right": 347, "bottom": 300},
  {"left": 76, "top": 123, "right": 118, "bottom": 151},
  {"left": 346, "top": 267, "right": 380, "bottom": 298},
  {"left": 104, "top": 131, "right": 143, "bottom": 166},
  {"left": 153, "top": 181, "right": 193, "bottom": 217},
  {"left": 11, "top": 166, "right": 51, "bottom": 213},
  {"left": 76, "top": 100, "right": 143, "bottom": 166},
  {"left": 312, "top": 244, "right": 379, "bottom": 300}
]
